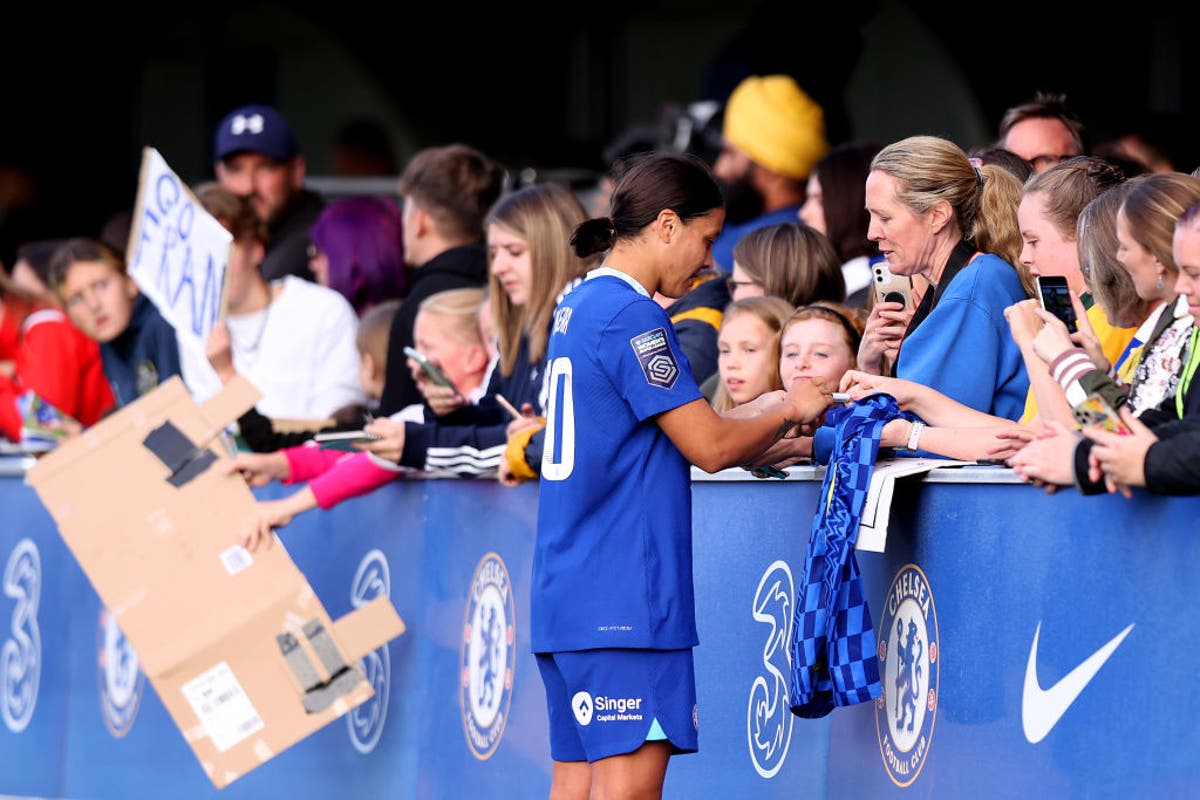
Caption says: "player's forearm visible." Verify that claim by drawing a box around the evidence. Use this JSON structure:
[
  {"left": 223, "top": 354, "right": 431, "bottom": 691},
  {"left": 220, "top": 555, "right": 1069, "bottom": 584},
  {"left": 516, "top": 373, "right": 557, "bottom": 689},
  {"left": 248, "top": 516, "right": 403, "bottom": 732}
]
[{"left": 702, "top": 400, "right": 797, "bottom": 472}]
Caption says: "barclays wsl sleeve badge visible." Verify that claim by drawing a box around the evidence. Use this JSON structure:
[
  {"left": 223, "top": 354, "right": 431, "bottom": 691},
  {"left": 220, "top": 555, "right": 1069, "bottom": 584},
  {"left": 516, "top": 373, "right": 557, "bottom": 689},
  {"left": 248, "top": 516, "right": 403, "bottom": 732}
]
[
  {"left": 875, "top": 564, "right": 939, "bottom": 788},
  {"left": 630, "top": 327, "right": 679, "bottom": 389}
]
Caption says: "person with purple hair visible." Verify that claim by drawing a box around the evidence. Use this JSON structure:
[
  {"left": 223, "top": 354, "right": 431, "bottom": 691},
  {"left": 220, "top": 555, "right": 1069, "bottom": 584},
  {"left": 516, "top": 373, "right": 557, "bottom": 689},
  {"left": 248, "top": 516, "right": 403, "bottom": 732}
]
[{"left": 308, "top": 196, "right": 409, "bottom": 315}]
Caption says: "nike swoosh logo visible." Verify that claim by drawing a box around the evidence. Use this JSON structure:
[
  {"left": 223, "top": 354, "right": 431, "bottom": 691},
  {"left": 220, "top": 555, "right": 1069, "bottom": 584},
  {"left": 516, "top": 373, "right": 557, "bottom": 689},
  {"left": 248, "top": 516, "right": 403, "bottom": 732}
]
[{"left": 1022, "top": 621, "right": 1134, "bottom": 744}]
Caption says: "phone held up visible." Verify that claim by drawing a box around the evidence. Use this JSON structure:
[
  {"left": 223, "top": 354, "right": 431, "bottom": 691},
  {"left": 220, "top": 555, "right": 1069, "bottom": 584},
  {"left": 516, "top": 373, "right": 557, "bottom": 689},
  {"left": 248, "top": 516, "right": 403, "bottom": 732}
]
[
  {"left": 1036, "top": 275, "right": 1078, "bottom": 331},
  {"left": 1072, "top": 390, "right": 1131, "bottom": 436},
  {"left": 313, "top": 430, "right": 382, "bottom": 451},
  {"left": 403, "top": 346, "right": 463, "bottom": 397},
  {"left": 872, "top": 261, "right": 915, "bottom": 313}
]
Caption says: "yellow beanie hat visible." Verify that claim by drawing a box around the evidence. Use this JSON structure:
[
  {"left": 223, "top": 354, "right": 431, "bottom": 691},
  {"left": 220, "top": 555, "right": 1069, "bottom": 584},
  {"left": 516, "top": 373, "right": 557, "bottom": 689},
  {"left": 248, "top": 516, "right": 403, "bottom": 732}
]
[{"left": 723, "top": 75, "right": 829, "bottom": 180}]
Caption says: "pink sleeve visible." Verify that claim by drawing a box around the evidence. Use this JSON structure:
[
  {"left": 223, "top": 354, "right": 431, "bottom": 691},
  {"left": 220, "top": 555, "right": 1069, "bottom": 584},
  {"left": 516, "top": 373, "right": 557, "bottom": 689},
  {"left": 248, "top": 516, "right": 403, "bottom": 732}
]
[
  {"left": 308, "top": 452, "right": 401, "bottom": 509},
  {"left": 283, "top": 445, "right": 347, "bottom": 484}
]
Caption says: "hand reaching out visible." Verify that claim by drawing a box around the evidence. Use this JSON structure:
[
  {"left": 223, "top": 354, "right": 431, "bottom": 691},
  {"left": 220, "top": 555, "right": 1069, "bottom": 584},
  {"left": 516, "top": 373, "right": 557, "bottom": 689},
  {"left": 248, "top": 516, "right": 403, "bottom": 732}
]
[
  {"left": 985, "top": 425, "right": 1038, "bottom": 461},
  {"left": 223, "top": 450, "right": 290, "bottom": 487},
  {"left": 240, "top": 498, "right": 294, "bottom": 552},
  {"left": 1007, "top": 419, "right": 1080, "bottom": 492},
  {"left": 839, "top": 369, "right": 917, "bottom": 408}
]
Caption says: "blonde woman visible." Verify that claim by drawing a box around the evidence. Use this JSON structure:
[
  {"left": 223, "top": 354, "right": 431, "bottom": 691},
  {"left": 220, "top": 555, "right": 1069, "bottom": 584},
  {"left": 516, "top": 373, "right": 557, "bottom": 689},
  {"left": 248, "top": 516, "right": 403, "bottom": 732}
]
[
  {"left": 711, "top": 296, "right": 793, "bottom": 412},
  {"left": 858, "top": 135, "right": 1032, "bottom": 420}
]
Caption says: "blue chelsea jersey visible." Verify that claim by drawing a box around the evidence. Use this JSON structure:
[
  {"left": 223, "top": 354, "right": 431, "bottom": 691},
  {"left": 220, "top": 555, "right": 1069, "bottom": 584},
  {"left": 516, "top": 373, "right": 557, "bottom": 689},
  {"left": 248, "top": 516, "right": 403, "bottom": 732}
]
[{"left": 531, "top": 268, "right": 704, "bottom": 653}]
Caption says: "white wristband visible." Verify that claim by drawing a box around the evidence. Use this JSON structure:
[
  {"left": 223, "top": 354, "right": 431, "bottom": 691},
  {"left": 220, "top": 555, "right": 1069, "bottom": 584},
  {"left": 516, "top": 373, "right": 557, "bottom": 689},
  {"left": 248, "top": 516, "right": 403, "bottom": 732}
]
[{"left": 906, "top": 421, "right": 925, "bottom": 452}]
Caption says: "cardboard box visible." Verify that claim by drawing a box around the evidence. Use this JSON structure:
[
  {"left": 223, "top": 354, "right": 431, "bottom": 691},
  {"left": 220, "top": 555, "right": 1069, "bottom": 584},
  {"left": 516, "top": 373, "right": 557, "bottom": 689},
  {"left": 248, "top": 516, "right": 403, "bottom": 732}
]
[{"left": 27, "top": 376, "right": 405, "bottom": 788}]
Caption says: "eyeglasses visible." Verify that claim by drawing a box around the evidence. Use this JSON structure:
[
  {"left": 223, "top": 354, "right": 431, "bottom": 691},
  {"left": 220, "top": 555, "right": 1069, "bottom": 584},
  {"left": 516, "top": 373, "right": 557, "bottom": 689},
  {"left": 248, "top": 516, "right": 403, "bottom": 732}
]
[{"left": 726, "top": 277, "right": 758, "bottom": 294}]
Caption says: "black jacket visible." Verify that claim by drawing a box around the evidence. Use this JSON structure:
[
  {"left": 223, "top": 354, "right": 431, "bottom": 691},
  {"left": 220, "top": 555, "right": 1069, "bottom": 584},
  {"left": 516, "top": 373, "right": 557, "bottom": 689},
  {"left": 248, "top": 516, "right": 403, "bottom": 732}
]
[
  {"left": 377, "top": 245, "right": 488, "bottom": 415},
  {"left": 1072, "top": 364, "right": 1200, "bottom": 495},
  {"left": 260, "top": 189, "right": 325, "bottom": 282},
  {"left": 664, "top": 272, "right": 731, "bottom": 386}
]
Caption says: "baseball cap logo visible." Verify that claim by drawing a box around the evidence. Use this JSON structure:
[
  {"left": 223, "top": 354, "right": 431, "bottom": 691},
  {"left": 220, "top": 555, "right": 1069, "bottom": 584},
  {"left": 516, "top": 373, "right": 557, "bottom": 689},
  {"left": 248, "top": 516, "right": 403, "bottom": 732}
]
[
  {"left": 231, "top": 113, "right": 264, "bottom": 136},
  {"left": 571, "top": 691, "right": 594, "bottom": 726}
]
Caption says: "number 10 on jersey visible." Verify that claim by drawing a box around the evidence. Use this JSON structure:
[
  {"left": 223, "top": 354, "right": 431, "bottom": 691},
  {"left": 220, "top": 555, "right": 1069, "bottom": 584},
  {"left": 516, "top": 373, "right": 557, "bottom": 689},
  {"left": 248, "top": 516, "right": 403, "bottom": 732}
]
[{"left": 542, "top": 357, "right": 575, "bottom": 480}]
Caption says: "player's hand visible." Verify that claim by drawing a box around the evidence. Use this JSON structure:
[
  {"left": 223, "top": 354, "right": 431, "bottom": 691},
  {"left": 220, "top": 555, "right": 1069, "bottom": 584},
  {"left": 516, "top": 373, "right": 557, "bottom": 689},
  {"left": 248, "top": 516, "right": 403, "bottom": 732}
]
[
  {"left": 784, "top": 376, "right": 834, "bottom": 431},
  {"left": 745, "top": 432, "right": 812, "bottom": 470}
]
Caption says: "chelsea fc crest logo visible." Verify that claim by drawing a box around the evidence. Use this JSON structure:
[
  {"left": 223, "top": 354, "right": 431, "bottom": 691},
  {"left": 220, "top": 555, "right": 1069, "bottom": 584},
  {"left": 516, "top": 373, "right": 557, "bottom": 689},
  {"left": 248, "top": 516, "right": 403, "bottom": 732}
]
[
  {"left": 875, "top": 564, "right": 939, "bottom": 787},
  {"left": 98, "top": 607, "right": 144, "bottom": 738},
  {"left": 346, "top": 550, "right": 391, "bottom": 754},
  {"left": 460, "top": 553, "right": 515, "bottom": 760}
]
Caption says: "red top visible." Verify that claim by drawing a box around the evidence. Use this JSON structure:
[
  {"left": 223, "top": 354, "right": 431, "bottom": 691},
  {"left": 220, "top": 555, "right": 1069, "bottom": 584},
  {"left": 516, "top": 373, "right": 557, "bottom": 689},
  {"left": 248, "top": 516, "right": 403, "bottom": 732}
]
[{"left": 0, "top": 296, "right": 115, "bottom": 441}]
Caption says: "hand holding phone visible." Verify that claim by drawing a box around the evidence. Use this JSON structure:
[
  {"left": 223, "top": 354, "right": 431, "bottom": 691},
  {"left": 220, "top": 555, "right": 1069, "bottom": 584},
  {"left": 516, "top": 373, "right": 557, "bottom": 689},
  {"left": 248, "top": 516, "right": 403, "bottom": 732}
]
[
  {"left": 403, "top": 346, "right": 463, "bottom": 398},
  {"left": 1036, "top": 275, "right": 1078, "bottom": 331},
  {"left": 872, "top": 261, "right": 914, "bottom": 313},
  {"left": 312, "top": 430, "right": 382, "bottom": 451},
  {"left": 1072, "top": 391, "right": 1131, "bottom": 435}
]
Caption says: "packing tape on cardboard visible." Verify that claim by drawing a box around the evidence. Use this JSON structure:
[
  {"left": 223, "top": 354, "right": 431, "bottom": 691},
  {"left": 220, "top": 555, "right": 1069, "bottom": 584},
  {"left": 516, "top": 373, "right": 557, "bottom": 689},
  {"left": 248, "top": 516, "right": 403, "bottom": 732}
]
[
  {"left": 143, "top": 420, "right": 218, "bottom": 487},
  {"left": 276, "top": 631, "right": 323, "bottom": 691},
  {"left": 277, "top": 618, "right": 364, "bottom": 715},
  {"left": 301, "top": 669, "right": 362, "bottom": 715},
  {"left": 302, "top": 620, "right": 345, "bottom": 676}
]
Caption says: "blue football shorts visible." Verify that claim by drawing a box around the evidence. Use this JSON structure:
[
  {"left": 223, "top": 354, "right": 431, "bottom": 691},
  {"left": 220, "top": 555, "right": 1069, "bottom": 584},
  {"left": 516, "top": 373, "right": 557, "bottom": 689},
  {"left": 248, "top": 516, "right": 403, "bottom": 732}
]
[{"left": 535, "top": 648, "right": 698, "bottom": 763}]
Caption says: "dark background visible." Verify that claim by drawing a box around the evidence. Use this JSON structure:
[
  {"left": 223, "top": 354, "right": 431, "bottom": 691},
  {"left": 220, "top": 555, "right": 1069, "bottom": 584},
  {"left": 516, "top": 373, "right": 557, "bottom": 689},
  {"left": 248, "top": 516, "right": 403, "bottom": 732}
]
[{"left": 2, "top": 0, "right": 1197, "bottom": 260}]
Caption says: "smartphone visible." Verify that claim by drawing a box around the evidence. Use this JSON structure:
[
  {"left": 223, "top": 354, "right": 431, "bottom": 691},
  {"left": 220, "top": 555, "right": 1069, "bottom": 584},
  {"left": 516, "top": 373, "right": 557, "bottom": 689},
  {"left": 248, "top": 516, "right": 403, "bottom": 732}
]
[
  {"left": 312, "top": 430, "right": 381, "bottom": 451},
  {"left": 872, "top": 261, "right": 914, "bottom": 312},
  {"left": 1071, "top": 391, "right": 1131, "bottom": 435},
  {"left": 1036, "top": 275, "right": 1078, "bottom": 331},
  {"left": 403, "top": 346, "right": 462, "bottom": 396}
]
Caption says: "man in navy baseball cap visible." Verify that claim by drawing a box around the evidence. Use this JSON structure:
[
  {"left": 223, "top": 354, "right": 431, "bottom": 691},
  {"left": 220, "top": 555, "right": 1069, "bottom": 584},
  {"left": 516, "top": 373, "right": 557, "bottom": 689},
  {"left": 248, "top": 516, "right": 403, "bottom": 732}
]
[
  {"left": 214, "top": 104, "right": 299, "bottom": 163},
  {"left": 213, "top": 103, "right": 324, "bottom": 282}
]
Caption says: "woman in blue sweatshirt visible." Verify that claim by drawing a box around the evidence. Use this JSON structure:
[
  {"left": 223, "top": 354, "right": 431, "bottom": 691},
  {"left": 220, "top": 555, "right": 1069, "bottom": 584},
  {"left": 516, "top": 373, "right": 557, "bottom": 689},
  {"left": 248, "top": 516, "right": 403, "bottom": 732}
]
[{"left": 858, "top": 135, "right": 1033, "bottom": 420}]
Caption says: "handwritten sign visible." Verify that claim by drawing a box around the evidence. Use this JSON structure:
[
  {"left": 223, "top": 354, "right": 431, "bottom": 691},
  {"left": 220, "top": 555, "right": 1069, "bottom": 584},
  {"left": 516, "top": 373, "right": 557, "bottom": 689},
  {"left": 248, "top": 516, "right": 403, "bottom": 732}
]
[{"left": 127, "top": 147, "right": 232, "bottom": 351}]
